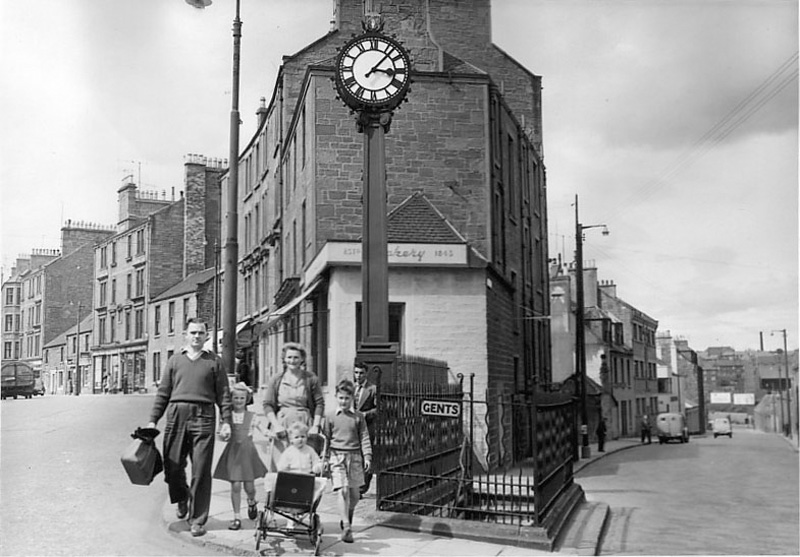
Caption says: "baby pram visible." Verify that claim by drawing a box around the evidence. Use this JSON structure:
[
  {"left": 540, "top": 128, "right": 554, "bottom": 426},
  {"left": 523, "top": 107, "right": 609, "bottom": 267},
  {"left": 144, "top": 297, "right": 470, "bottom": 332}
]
[{"left": 254, "top": 432, "right": 328, "bottom": 555}]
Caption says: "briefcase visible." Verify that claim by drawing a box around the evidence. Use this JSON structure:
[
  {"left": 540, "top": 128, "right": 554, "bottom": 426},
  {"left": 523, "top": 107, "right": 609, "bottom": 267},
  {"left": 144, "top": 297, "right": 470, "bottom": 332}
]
[{"left": 121, "top": 427, "right": 163, "bottom": 486}]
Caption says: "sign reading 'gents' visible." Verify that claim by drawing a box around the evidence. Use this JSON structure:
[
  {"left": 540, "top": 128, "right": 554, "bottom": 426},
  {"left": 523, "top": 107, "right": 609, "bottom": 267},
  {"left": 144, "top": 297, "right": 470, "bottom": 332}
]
[{"left": 420, "top": 399, "right": 461, "bottom": 417}]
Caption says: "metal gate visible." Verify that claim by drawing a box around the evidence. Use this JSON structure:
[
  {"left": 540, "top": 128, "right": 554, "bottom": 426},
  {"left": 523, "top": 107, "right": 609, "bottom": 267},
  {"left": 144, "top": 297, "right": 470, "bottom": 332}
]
[
  {"left": 374, "top": 374, "right": 577, "bottom": 526},
  {"left": 374, "top": 375, "right": 467, "bottom": 515}
]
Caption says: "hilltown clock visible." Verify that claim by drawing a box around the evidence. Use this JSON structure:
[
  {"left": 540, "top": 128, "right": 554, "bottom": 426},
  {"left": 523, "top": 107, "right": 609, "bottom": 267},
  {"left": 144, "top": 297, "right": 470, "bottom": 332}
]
[{"left": 334, "top": 31, "right": 411, "bottom": 112}]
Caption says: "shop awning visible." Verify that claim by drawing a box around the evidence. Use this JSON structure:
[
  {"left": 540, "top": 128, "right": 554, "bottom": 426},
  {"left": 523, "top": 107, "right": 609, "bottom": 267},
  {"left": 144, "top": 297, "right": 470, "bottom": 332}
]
[
  {"left": 204, "top": 319, "right": 253, "bottom": 352},
  {"left": 260, "top": 278, "right": 322, "bottom": 329}
]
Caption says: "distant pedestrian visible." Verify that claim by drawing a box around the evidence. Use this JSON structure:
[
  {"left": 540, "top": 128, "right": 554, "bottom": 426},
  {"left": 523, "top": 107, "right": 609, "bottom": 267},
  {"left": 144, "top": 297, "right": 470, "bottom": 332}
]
[
  {"left": 596, "top": 418, "right": 607, "bottom": 452},
  {"left": 326, "top": 379, "right": 372, "bottom": 544},
  {"left": 352, "top": 360, "right": 377, "bottom": 495},
  {"left": 145, "top": 317, "right": 232, "bottom": 538},
  {"left": 234, "top": 351, "right": 253, "bottom": 405},
  {"left": 213, "top": 382, "right": 268, "bottom": 531},
  {"left": 640, "top": 415, "right": 652, "bottom": 444}
]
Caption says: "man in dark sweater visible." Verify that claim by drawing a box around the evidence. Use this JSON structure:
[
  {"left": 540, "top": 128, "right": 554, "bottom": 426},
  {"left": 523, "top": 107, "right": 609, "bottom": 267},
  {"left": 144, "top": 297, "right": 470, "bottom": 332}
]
[{"left": 146, "top": 318, "right": 232, "bottom": 537}]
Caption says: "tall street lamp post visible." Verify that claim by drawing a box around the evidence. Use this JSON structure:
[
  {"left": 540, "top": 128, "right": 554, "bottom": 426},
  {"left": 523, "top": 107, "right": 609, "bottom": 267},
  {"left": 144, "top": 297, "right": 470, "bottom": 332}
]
[
  {"left": 574, "top": 194, "right": 608, "bottom": 459},
  {"left": 74, "top": 301, "right": 81, "bottom": 396},
  {"left": 187, "top": 0, "right": 241, "bottom": 376},
  {"left": 772, "top": 329, "right": 792, "bottom": 438}
]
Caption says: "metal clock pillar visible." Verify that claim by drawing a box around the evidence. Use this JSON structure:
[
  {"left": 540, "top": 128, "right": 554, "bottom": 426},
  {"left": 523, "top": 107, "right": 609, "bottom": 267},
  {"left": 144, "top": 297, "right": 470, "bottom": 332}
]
[
  {"left": 334, "top": 16, "right": 411, "bottom": 385},
  {"left": 356, "top": 111, "right": 396, "bottom": 380}
]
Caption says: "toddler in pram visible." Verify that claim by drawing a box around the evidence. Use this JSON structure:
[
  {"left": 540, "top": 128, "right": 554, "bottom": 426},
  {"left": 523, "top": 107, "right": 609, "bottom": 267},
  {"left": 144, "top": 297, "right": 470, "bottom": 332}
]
[{"left": 254, "top": 421, "right": 328, "bottom": 554}]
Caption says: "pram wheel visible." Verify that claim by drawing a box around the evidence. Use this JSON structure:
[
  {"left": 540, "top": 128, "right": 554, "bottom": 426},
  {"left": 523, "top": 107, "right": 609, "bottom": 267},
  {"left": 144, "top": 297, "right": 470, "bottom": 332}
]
[
  {"left": 254, "top": 510, "right": 266, "bottom": 550},
  {"left": 310, "top": 513, "right": 323, "bottom": 555}
]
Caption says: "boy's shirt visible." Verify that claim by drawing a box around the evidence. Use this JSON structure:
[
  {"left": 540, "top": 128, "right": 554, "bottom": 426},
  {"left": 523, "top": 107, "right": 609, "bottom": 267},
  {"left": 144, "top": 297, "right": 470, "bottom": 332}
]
[{"left": 326, "top": 407, "right": 372, "bottom": 459}]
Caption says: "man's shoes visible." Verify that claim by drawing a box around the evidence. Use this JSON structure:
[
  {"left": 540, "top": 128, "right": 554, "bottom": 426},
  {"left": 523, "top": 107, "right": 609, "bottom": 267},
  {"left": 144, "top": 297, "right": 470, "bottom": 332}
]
[
  {"left": 340, "top": 527, "right": 354, "bottom": 543},
  {"left": 190, "top": 523, "right": 206, "bottom": 537},
  {"left": 176, "top": 499, "right": 189, "bottom": 520},
  {"left": 247, "top": 500, "right": 258, "bottom": 520},
  {"left": 228, "top": 519, "right": 242, "bottom": 531}
]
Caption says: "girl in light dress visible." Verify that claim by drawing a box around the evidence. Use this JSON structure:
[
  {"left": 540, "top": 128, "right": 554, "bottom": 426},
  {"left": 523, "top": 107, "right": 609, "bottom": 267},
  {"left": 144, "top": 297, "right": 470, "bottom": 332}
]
[{"left": 213, "top": 382, "right": 268, "bottom": 530}]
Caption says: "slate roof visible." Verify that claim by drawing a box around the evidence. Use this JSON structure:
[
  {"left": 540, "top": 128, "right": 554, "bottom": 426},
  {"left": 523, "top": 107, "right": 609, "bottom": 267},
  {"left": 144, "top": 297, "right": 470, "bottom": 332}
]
[
  {"left": 385, "top": 192, "right": 466, "bottom": 244},
  {"left": 152, "top": 267, "right": 216, "bottom": 303},
  {"left": 44, "top": 315, "right": 93, "bottom": 349}
]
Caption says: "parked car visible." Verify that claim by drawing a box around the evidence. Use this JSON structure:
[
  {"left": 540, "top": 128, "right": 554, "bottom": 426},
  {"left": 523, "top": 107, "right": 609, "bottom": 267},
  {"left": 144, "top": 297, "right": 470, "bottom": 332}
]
[
  {"left": 656, "top": 412, "right": 689, "bottom": 444},
  {"left": 1, "top": 361, "right": 35, "bottom": 399},
  {"left": 712, "top": 417, "right": 732, "bottom": 438},
  {"left": 32, "top": 377, "right": 45, "bottom": 396}
]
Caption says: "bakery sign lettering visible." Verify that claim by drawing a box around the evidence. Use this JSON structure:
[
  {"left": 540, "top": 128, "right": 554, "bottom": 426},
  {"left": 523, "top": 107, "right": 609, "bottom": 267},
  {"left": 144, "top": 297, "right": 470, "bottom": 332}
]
[{"left": 335, "top": 242, "right": 467, "bottom": 265}]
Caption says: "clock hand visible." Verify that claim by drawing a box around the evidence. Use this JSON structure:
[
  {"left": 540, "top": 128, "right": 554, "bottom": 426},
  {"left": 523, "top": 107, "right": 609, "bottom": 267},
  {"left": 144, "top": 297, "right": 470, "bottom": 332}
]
[{"left": 365, "top": 53, "right": 391, "bottom": 78}]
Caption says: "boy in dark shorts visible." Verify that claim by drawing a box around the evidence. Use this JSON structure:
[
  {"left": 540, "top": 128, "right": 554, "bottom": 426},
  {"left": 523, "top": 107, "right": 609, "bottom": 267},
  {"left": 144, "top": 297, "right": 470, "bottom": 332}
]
[{"left": 325, "top": 379, "right": 371, "bottom": 543}]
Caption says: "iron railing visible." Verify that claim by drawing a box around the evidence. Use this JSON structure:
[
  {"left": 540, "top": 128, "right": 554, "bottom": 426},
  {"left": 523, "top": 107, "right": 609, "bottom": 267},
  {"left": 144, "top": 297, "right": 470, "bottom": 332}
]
[{"left": 374, "top": 373, "right": 576, "bottom": 527}]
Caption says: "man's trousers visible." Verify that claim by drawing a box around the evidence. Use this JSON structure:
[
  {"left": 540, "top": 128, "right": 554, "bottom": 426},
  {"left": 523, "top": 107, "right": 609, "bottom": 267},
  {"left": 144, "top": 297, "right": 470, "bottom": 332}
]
[{"left": 162, "top": 401, "right": 216, "bottom": 525}]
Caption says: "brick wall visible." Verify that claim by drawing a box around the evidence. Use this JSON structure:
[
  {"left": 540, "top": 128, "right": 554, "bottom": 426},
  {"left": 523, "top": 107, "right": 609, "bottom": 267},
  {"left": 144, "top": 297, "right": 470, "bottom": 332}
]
[
  {"left": 118, "top": 183, "right": 137, "bottom": 229},
  {"left": 148, "top": 201, "right": 185, "bottom": 299},
  {"left": 60, "top": 226, "right": 114, "bottom": 258},
  {"left": 332, "top": 0, "right": 544, "bottom": 148},
  {"left": 485, "top": 270, "right": 517, "bottom": 392},
  {"left": 184, "top": 162, "right": 208, "bottom": 277},
  {"left": 312, "top": 72, "right": 491, "bottom": 256},
  {"left": 203, "top": 167, "right": 223, "bottom": 270},
  {"left": 43, "top": 244, "right": 96, "bottom": 344},
  {"left": 196, "top": 279, "right": 216, "bottom": 329}
]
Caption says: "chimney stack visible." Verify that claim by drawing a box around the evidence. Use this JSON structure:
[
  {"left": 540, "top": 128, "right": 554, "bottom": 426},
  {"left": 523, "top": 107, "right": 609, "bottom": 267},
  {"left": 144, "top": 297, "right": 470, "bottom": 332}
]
[{"left": 256, "top": 97, "right": 268, "bottom": 128}]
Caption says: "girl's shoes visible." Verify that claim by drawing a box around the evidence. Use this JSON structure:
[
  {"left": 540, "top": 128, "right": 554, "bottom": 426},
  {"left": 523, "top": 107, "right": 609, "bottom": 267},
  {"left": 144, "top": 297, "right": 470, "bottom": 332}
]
[
  {"left": 229, "top": 518, "right": 242, "bottom": 531},
  {"left": 247, "top": 500, "right": 258, "bottom": 520}
]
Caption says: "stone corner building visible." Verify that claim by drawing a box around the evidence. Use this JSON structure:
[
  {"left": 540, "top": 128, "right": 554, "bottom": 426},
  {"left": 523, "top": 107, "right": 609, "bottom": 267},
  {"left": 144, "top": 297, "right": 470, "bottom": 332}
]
[{"left": 233, "top": 0, "right": 550, "bottom": 468}]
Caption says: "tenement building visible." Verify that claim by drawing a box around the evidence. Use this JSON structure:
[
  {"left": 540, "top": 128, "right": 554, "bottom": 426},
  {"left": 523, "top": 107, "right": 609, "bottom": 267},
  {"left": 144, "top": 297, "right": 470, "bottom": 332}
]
[
  {"left": 15, "top": 223, "right": 115, "bottom": 394},
  {"left": 92, "top": 157, "right": 223, "bottom": 393},
  {"left": 228, "top": 0, "right": 550, "bottom": 465}
]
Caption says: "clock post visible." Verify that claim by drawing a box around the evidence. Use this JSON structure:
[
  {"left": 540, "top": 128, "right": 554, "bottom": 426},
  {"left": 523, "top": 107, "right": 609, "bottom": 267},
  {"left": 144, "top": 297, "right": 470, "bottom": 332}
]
[
  {"left": 356, "top": 109, "right": 396, "bottom": 387},
  {"left": 333, "top": 15, "right": 411, "bottom": 390}
]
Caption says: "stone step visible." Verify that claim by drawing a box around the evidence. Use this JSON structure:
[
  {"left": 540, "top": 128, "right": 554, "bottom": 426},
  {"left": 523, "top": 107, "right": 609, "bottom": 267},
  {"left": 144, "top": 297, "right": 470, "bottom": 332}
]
[{"left": 556, "top": 501, "right": 610, "bottom": 556}]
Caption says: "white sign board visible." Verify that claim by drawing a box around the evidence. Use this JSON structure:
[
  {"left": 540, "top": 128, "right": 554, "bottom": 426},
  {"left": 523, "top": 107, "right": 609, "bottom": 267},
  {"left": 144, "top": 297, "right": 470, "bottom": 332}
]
[
  {"left": 420, "top": 400, "right": 461, "bottom": 418},
  {"left": 710, "top": 392, "right": 732, "bottom": 404},
  {"left": 305, "top": 241, "right": 469, "bottom": 284},
  {"left": 733, "top": 393, "right": 755, "bottom": 405}
]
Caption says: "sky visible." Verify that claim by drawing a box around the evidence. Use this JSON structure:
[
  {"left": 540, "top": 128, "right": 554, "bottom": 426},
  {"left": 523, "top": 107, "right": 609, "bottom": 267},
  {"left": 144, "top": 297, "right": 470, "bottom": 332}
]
[{"left": 1, "top": 0, "right": 797, "bottom": 352}]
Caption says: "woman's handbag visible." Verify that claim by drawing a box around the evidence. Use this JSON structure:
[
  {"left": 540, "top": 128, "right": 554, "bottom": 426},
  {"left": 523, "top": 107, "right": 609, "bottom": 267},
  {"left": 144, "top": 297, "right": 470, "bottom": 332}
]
[{"left": 121, "top": 427, "right": 163, "bottom": 486}]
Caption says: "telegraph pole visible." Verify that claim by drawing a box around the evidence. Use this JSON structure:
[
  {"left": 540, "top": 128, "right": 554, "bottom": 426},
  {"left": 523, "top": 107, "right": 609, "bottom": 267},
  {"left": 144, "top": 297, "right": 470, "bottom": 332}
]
[{"left": 776, "top": 329, "right": 792, "bottom": 438}]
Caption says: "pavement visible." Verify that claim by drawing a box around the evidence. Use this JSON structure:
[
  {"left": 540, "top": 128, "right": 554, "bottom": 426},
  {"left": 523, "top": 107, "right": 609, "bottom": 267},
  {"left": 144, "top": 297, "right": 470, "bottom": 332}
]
[{"left": 160, "top": 435, "right": 644, "bottom": 556}]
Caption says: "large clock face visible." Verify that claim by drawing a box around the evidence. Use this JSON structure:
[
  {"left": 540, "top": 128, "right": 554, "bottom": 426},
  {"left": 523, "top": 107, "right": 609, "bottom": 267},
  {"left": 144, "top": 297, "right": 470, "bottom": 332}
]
[{"left": 335, "top": 33, "right": 410, "bottom": 110}]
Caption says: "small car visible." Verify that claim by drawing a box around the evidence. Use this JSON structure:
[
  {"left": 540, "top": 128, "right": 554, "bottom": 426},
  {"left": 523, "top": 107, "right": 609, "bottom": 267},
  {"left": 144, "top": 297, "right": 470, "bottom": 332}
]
[
  {"left": 656, "top": 412, "right": 689, "bottom": 444},
  {"left": 712, "top": 417, "right": 732, "bottom": 438},
  {"left": 32, "top": 378, "right": 46, "bottom": 396}
]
